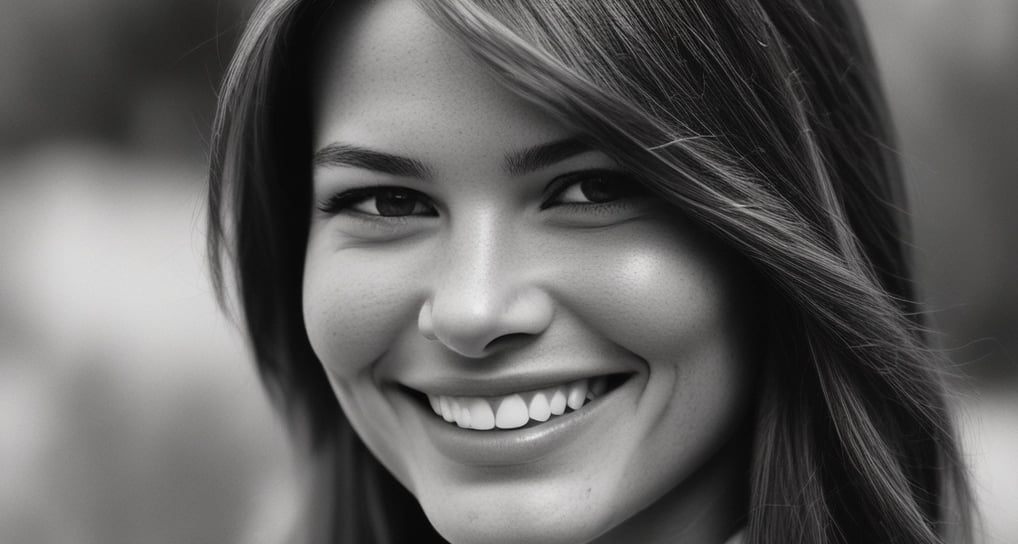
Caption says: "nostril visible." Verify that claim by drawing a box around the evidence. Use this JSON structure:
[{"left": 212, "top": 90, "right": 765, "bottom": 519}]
[
  {"left": 483, "top": 332, "right": 534, "bottom": 353},
  {"left": 418, "top": 287, "right": 555, "bottom": 357},
  {"left": 418, "top": 299, "right": 438, "bottom": 340}
]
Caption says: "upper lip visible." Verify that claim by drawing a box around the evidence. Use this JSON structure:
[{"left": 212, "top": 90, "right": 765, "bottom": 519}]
[{"left": 398, "top": 371, "right": 629, "bottom": 398}]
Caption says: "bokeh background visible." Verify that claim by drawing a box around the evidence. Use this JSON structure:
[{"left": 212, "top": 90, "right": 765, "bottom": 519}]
[{"left": 1, "top": 1, "right": 1015, "bottom": 542}]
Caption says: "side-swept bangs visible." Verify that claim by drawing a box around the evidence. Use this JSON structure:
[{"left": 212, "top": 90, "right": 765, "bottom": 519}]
[{"left": 208, "top": 1, "right": 970, "bottom": 541}]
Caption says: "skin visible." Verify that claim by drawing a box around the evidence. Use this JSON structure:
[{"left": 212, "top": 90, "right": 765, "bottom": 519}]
[{"left": 302, "top": 0, "right": 757, "bottom": 542}]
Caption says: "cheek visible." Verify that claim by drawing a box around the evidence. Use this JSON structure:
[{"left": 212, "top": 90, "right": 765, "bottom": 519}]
[
  {"left": 550, "top": 219, "right": 747, "bottom": 363},
  {"left": 555, "top": 221, "right": 756, "bottom": 510},
  {"left": 302, "top": 244, "right": 427, "bottom": 378}
]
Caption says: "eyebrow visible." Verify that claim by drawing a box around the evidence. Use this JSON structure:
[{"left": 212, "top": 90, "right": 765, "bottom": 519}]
[
  {"left": 503, "top": 137, "right": 593, "bottom": 177},
  {"left": 311, "top": 137, "right": 593, "bottom": 179},
  {"left": 312, "top": 143, "right": 433, "bottom": 178}
]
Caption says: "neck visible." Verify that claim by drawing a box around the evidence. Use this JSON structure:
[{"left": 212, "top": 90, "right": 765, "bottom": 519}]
[{"left": 593, "top": 434, "right": 749, "bottom": 544}]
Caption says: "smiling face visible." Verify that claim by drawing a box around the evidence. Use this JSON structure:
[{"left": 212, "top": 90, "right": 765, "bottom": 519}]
[{"left": 303, "top": 0, "right": 757, "bottom": 542}]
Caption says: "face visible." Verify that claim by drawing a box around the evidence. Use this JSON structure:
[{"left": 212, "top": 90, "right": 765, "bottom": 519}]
[{"left": 303, "top": 1, "right": 757, "bottom": 542}]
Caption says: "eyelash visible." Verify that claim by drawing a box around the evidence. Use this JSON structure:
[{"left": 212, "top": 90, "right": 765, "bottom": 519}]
[
  {"left": 316, "top": 187, "right": 437, "bottom": 218},
  {"left": 315, "top": 169, "right": 643, "bottom": 218},
  {"left": 541, "top": 169, "right": 643, "bottom": 211}
]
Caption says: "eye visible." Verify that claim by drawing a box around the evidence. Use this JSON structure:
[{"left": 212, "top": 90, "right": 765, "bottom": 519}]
[
  {"left": 318, "top": 186, "right": 438, "bottom": 218},
  {"left": 542, "top": 170, "right": 645, "bottom": 209}
]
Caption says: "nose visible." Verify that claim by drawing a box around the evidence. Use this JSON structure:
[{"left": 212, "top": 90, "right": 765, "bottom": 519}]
[{"left": 417, "top": 218, "right": 554, "bottom": 358}]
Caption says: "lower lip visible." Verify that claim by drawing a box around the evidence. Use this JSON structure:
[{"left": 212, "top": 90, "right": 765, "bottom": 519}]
[{"left": 401, "top": 377, "right": 635, "bottom": 467}]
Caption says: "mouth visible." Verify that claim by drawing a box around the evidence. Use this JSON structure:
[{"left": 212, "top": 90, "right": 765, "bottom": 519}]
[{"left": 401, "top": 373, "right": 631, "bottom": 432}]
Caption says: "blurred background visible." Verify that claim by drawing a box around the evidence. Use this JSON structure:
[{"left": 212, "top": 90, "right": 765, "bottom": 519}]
[{"left": 0, "top": 0, "right": 1014, "bottom": 542}]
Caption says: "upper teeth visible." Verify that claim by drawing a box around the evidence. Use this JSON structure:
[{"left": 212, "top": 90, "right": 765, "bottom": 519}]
[{"left": 426, "top": 377, "right": 608, "bottom": 431}]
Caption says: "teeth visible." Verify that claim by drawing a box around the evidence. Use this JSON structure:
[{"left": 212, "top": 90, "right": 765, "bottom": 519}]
[
  {"left": 495, "top": 394, "right": 529, "bottom": 429},
  {"left": 567, "top": 380, "right": 588, "bottom": 410},
  {"left": 451, "top": 399, "right": 462, "bottom": 423},
  {"left": 439, "top": 396, "right": 454, "bottom": 422},
  {"left": 528, "top": 391, "right": 551, "bottom": 422},
  {"left": 455, "top": 399, "right": 472, "bottom": 429},
  {"left": 466, "top": 398, "right": 495, "bottom": 430},
  {"left": 549, "top": 388, "right": 567, "bottom": 416},
  {"left": 425, "top": 377, "right": 612, "bottom": 431}
]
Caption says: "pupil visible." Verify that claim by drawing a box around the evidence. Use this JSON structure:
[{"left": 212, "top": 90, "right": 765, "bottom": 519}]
[
  {"left": 376, "top": 189, "right": 417, "bottom": 216},
  {"left": 580, "top": 177, "right": 623, "bottom": 203}
]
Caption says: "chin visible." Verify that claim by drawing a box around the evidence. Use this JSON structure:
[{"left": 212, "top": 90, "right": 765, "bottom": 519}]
[{"left": 421, "top": 494, "right": 611, "bottom": 544}]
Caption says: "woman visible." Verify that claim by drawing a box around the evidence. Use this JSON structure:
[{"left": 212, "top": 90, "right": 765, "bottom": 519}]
[{"left": 207, "top": 0, "right": 971, "bottom": 542}]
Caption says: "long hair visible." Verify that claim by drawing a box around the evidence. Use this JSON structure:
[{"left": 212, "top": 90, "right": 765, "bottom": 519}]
[{"left": 207, "top": 0, "right": 971, "bottom": 542}]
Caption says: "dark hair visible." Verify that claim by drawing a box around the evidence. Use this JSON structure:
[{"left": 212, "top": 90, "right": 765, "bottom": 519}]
[{"left": 208, "top": 0, "right": 971, "bottom": 542}]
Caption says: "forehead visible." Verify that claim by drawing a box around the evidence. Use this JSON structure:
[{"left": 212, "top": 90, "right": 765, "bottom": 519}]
[{"left": 311, "top": 0, "right": 569, "bottom": 162}]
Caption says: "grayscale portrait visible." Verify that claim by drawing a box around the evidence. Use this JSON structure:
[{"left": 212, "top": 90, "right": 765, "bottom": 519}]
[{"left": 2, "top": 1, "right": 1016, "bottom": 543}]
